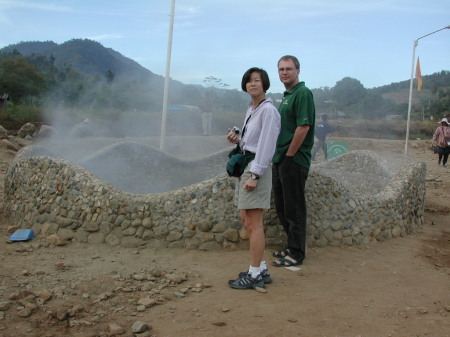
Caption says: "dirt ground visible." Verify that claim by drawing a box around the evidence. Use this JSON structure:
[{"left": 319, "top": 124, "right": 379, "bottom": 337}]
[{"left": 0, "top": 136, "right": 449, "bottom": 337}]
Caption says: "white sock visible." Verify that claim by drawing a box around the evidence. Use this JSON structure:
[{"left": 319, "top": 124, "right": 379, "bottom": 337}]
[
  {"left": 248, "top": 265, "right": 261, "bottom": 279},
  {"left": 260, "top": 260, "right": 267, "bottom": 271}
]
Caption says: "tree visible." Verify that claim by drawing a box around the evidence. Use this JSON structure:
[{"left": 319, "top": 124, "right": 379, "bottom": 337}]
[
  {"left": 203, "top": 76, "right": 229, "bottom": 88},
  {"left": 312, "top": 87, "right": 333, "bottom": 114},
  {"left": 359, "top": 92, "right": 385, "bottom": 119},
  {"left": 429, "top": 88, "right": 450, "bottom": 119},
  {"left": 332, "top": 77, "right": 366, "bottom": 109},
  {"left": 105, "top": 70, "right": 115, "bottom": 84},
  {"left": 0, "top": 56, "right": 46, "bottom": 103}
]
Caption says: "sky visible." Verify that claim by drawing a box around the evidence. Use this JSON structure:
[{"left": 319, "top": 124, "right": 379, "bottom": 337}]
[{"left": 0, "top": 0, "right": 449, "bottom": 94}]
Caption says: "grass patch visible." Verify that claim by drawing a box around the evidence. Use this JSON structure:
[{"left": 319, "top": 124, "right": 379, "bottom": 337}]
[{"left": 0, "top": 105, "right": 43, "bottom": 123}]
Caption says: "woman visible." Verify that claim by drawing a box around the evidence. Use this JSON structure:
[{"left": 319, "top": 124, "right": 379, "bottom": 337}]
[
  {"left": 227, "top": 67, "right": 280, "bottom": 290},
  {"left": 432, "top": 117, "right": 450, "bottom": 167}
]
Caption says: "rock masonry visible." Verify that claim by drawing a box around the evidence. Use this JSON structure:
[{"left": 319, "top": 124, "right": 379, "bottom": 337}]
[{"left": 3, "top": 148, "right": 426, "bottom": 250}]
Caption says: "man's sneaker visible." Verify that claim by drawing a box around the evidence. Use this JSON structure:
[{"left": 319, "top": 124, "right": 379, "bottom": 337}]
[
  {"left": 228, "top": 272, "right": 265, "bottom": 290},
  {"left": 238, "top": 269, "right": 272, "bottom": 284}
]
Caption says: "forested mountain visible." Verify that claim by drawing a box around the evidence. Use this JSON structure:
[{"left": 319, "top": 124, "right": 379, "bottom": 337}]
[
  {"left": 310, "top": 71, "right": 450, "bottom": 120},
  {"left": 1, "top": 39, "right": 155, "bottom": 80},
  {"left": 0, "top": 39, "right": 449, "bottom": 121},
  {"left": 1, "top": 39, "right": 244, "bottom": 114}
]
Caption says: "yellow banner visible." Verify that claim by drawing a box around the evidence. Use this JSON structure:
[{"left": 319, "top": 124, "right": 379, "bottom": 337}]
[{"left": 416, "top": 57, "right": 423, "bottom": 91}]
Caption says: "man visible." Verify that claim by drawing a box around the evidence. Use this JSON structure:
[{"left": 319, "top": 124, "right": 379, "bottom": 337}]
[
  {"left": 271, "top": 55, "right": 315, "bottom": 267},
  {"left": 311, "top": 114, "right": 336, "bottom": 161}
]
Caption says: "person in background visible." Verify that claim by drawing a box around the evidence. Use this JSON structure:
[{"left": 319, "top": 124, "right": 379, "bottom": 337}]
[
  {"left": 271, "top": 55, "right": 315, "bottom": 267},
  {"left": 227, "top": 67, "right": 280, "bottom": 290},
  {"left": 432, "top": 117, "right": 450, "bottom": 167},
  {"left": 199, "top": 97, "right": 213, "bottom": 136},
  {"left": 311, "top": 114, "right": 336, "bottom": 161}
]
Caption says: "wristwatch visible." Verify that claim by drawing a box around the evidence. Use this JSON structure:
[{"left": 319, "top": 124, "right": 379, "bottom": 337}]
[{"left": 250, "top": 173, "right": 259, "bottom": 180}]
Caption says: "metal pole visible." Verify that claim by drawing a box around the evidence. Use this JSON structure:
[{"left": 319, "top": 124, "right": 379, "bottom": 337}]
[
  {"left": 404, "top": 40, "right": 417, "bottom": 155},
  {"left": 160, "top": 0, "right": 176, "bottom": 151},
  {"left": 404, "top": 25, "right": 450, "bottom": 155}
]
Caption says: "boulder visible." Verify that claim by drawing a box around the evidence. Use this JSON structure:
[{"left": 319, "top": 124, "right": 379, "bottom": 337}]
[{"left": 18, "top": 123, "right": 36, "bottom": 138}]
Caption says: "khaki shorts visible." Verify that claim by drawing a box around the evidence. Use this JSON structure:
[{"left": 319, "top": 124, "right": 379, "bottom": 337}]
[{"left": 235, "top": 161, "right": 272, "bottom": 210}]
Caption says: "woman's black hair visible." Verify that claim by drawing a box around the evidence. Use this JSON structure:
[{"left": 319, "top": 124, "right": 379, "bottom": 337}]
[{"left": 241, "top": 67, "right": 270, "bottom": 92}]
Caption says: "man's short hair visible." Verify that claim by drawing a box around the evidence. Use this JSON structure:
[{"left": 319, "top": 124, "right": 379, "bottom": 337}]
[
  {"left": 278, "top": 55, "right": 300, "bottom": 70},
  {"left": 241, "top": 67, "right": 271, "bottom": 92}
]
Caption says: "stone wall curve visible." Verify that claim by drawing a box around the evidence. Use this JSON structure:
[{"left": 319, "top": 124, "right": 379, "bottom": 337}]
[{"left": 3, "top": 149, "right": 426, "bottom": 250}]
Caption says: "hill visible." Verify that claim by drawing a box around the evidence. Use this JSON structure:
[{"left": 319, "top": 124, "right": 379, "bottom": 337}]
[
  {"left": 0, "top": 39, "right": 448, "bottom": 122},
  {"left": 0, "top": 39, "right": 230, "bottom": 115},
  {"left": 1, "top": 39, "right": 157, "bottom": 81}
]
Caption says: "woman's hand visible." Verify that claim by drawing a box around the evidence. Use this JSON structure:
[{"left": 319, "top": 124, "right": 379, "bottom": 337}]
[
  {"left": 243, "top": 178, "right": 258, "bottom": 191},
  {"left": 227, "top": 129, "right": 240, "bottom": 144}
]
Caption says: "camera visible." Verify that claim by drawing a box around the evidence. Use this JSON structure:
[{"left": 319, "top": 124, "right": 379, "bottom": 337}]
[{"left": 231, "top": 126, "right": 240, "bottom": 134}]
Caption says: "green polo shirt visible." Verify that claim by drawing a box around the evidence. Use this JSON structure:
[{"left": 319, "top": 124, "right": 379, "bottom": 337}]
[{"left": 273, "top": 81, "right": 316, "bottom": 169}]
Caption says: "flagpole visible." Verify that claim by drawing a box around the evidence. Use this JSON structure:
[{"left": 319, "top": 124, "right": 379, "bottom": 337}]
[
  {"left": 404, "top": 25, "right": 450, "bottom": 155},
  {"left": 160, "top": 0, "right": 176, "bottom": 151}
]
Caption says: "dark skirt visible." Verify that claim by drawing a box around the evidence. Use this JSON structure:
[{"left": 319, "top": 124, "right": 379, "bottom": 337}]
[{"left": 437, "top": 146, "right": 450, "bottom": 155}]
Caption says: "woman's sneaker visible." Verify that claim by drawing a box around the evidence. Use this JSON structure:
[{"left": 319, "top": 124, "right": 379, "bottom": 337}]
[
  {"left": 228, "top": 272, "right": 265, "bottom": 290},
  {"left": 260, "top": 269, "right": 273, "bottom": 284},
  {"left": 238, "top": 269, "right": 272, "bottom": 284}
]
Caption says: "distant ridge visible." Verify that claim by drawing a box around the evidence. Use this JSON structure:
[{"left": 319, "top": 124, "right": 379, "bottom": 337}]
[
  {"left": 0, "top": 39, "right": 159, "bottom": 81},
  {"left": 0, "top": 39, "right": 448, "bottom": 119}
]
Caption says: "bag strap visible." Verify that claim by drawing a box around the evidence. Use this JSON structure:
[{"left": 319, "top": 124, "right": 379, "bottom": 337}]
[
  {"left": 241, "top": 114, "right": 252, "bottom": 139},
  {"left": 241, "top": 99, "right": 266, "bottom": 138}
]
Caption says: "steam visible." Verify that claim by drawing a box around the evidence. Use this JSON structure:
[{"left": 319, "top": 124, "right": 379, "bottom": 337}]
[{"left": 34, "top": 100, "right": 230, "bottom": 194}]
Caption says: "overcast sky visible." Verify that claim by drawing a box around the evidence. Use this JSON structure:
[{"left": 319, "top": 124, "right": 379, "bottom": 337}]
[{"left": 0, "top": 0, "right": 449, "bottom": 94}]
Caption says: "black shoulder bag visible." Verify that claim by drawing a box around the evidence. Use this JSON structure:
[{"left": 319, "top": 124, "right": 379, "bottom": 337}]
[{"left": 226, "top": 113, "right": 256, "bottom": 177}]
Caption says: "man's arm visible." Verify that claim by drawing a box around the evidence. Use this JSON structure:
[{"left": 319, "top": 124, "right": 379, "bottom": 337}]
[{"left": 286, "top": 125, "right": 310, "bottom": 156}]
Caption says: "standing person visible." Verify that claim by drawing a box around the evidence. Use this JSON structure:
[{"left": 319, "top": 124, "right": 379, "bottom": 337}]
[
  {"left": 227, "top": 67, "right": 280, "bottom": 290},
  {"left": 271, "top": 55, "right": 315, "bottom": 267},
  {"left": 200, "top": 97, "right": 213, "bottom": 136},
  {"left": 201, "top": 110, "right": 212, "bottom": 136},
  {"left": 432, "top": 117, "right": 450, "bottom": 167},
  {"left": 311, "top": 114, "right": 336, "bottom": 161}
]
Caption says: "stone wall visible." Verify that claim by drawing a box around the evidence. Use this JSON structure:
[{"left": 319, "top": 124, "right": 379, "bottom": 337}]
[{"left": 3, "top": 149, "right": 426, "bottom": 250}]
